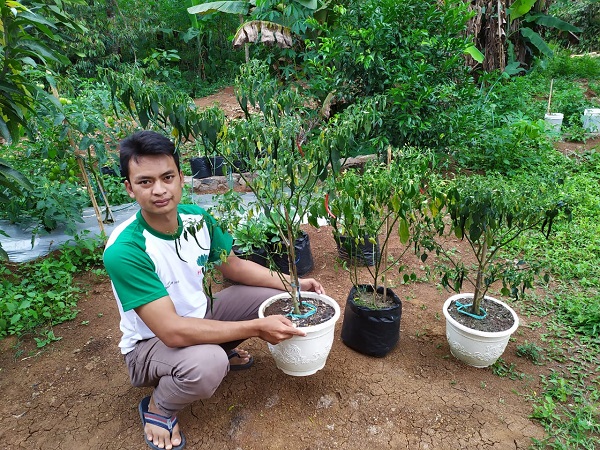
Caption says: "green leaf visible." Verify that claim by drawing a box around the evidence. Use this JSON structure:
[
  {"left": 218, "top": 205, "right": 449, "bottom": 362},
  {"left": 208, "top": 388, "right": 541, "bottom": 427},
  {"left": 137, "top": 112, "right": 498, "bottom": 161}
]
[
  {"left": 0, "top": 158, "right": 34, "bottom": 192},
  {"left": 464, "top": 45, "right": 484, "bottom": 63},
  {"left": 398, "top": 218, "right": 409, "bottom": 244},
  {"left": 187, "top": 1, "right": 250, "bottom": 16},
  {"left": 293, "top": 0, "right": 318, "bottom": 9},
  {"left": 0, "top": 246, "right": 8, "bottom": 262},
  {"left": 503, "top": 61, "right": 525, "bottom": 76},
  {"left": 10, "top": 314, "right": 22, "bottom": 325},
  {"left": 509, "top": 0, "right": 537, "bottom": 20},
  {"left": 520, "top": 27, "right": 553, "bottom": 57},
  {"left": 527, "top": 14, "right": 582, "bottom": 33}
]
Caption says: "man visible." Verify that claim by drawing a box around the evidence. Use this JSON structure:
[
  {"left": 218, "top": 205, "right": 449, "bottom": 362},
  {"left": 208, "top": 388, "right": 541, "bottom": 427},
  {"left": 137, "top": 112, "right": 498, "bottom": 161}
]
[{"left": 103, "top": 130, "right": 324, "bottom": 450}]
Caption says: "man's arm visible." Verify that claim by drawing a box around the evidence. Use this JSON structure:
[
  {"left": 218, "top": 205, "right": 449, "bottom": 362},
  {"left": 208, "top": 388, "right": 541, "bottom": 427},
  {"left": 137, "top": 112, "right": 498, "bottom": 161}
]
[
  {"left": 135, "top": 296, "right": 305, "bottom": 348},
  {"left": 216, "top": 253, "right": 325, "bottom": 294}
]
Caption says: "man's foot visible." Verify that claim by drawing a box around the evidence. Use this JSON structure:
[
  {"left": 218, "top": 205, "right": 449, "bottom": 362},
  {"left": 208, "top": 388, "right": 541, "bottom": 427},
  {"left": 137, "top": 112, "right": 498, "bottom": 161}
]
[
  {"left": 139, "top": 395, "right": 186, "bottom": 450},
  {"left": 228, "top": 348, "right": 254, "bottom": 371}
]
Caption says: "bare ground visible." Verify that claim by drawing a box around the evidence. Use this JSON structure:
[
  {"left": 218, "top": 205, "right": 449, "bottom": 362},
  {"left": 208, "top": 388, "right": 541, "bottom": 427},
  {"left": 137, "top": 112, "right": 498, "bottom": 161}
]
[
  {"left": 0, "top": 223, "right": 552, "bottom": 450},
  {"left": 1, "top": 87, "right": 599, "bottom": 450}
]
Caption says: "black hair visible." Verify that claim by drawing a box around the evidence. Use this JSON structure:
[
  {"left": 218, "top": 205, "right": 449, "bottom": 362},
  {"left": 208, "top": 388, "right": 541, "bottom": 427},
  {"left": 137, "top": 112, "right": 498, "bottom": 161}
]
[{"left": 118, "top": 130, "right": 180, "bottom": 181}]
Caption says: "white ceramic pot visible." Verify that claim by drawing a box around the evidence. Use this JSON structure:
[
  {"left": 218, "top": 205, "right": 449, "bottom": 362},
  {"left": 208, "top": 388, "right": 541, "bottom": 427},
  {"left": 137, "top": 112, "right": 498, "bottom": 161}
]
[
  {"left": 442, "top": 293, "right": 519, "bottom": 368},
  {"left": 258, "top": 291, "right": 341, "bottom": 376},
  {"left": 544, "top": 112, "right": 563, "bottom": 132},
  {"left": 583, "top": 108, "right": 600, "bottom": 133}
]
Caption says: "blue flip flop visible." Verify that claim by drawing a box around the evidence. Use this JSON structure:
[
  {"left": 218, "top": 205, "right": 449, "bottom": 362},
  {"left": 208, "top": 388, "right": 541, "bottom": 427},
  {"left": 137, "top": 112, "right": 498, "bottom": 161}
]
[
  {"left": 138, "top": 396, "right": 186, "bottom": 450},
  {"left": 228, "top": 350, "right": 254, "bottom": 371}
]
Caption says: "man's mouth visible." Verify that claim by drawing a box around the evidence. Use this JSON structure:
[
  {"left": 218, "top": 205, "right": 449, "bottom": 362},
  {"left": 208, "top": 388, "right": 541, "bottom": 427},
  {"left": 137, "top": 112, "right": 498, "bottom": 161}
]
[{"left": 153, "top": 198, "right": 171, "bottom": 207}]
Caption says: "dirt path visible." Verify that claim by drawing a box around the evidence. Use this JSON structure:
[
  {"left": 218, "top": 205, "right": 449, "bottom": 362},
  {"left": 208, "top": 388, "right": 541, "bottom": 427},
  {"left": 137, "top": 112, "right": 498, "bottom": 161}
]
[{"left": 0, "top": 223, "right": 550, "bottom": 450}]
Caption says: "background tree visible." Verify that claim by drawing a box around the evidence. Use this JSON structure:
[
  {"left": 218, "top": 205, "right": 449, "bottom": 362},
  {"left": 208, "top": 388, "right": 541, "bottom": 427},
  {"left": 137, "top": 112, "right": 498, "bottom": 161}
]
[
  {"left": 0, "top": 0, "right": 85, "bottom": 143},
  {"left": 466, "top": 0, "right": 582, "bottom": 72}
]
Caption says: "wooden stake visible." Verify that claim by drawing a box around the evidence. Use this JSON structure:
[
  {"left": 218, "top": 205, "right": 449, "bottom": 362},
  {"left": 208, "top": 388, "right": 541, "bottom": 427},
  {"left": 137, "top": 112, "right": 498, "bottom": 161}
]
[
  {"left": 382, "top": 146, "right": 392, "bottom": 301},
  {"left": 91, "top": 169, "right": 116, "bottom": 224},
  {"left": 77, "top": 156, "right": 105, "bottom": 235},
  {"left": 50, "top": 86, "right": 108, "bottom": 236},
  {"left": 547, "top": 79, "right": 554, "bottom": 115}
]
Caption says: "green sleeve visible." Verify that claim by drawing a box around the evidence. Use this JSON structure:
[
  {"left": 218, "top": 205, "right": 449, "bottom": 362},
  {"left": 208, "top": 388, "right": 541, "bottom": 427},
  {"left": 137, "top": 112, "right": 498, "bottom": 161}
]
[{"left": 103, "top": 243, "right": 168, "bottom": 311}]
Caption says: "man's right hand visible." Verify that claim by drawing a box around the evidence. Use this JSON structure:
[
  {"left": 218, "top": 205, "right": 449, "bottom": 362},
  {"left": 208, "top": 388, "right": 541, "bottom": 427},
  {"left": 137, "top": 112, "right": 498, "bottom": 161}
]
[{"left": 256, "top": 315, "right": 306, "bottom": 344}]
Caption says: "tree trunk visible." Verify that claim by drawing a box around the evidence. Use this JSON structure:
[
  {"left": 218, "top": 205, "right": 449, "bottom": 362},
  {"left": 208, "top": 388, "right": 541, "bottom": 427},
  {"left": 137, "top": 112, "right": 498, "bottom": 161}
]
[{"left": 465, "top": 0, "right": 552, "bottom": 72}]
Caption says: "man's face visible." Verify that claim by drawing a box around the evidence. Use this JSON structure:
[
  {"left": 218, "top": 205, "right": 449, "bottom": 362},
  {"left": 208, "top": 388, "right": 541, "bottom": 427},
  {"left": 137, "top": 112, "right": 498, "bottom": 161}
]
[{"left": 124, "top": 154, "right": 184, "bottom": 220}]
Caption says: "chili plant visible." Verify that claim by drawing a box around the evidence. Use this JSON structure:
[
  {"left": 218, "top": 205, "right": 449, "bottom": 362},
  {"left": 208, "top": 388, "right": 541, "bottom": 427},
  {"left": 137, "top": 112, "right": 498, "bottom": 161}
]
[
  {"left": 318, "top": 147, "right": 442, "bottom": 300},
  {"left": 428, "top": 173, "right": 571, "bottom": 316}
]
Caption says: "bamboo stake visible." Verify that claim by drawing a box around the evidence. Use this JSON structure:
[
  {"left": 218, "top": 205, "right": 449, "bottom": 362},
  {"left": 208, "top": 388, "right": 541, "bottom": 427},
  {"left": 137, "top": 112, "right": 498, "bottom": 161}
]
[
  {"left": 76, "top": 156, "right": 105, "bottom": 234},
  {"left": 51, "top": 86, "right": 106, "bottom": 235},
  {"left": 382, "top": 146, "right": 392, "bottom": 301},
  {"left": 547, "top": 79, "right": 554, "bottom": 115},
  {"left": 92, "top": 170, "right": 116, "bottom": 224}
]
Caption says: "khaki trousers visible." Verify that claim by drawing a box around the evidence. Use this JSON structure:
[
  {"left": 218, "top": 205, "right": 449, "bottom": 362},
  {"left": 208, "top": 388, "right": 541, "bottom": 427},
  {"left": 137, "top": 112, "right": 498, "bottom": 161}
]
[{"left": 124, "top": 285, "right": 283, "bottom": 416}]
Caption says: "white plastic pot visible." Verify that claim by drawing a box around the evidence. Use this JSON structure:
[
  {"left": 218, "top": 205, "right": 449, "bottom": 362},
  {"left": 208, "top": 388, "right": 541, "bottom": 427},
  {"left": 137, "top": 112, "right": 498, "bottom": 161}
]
[
  {"left": 544, "top": 112, "right": 563, "bottom": 132},
  {"left": 583, "top": 108, "right": 600, "bottom": 133},
  {"left": 258, "top": 291, "right": 340, "bottom": 376},
  {"left": 442, "top": 294, "right": 519, "bottom": 368}
]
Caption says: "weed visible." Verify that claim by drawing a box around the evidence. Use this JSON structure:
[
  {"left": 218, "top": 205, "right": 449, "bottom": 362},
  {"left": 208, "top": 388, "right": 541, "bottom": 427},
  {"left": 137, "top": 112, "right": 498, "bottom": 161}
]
[
  {"left": 0, "top": 235, "right": 105, "bottom": 339},
  {"left": 516, "top": 341, "right": 545, "bottom": 365},
  {"left": 34, "top": 329, "right": 62, "bottom": 348},
  {"left": 491, "top": 358, "right": 525, "bottom": 380}
]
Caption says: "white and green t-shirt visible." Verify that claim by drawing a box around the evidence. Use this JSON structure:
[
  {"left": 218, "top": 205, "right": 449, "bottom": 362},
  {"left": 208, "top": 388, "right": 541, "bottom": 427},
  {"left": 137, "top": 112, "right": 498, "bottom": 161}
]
[{"left": 103, "top": 204, "right": 233, "bottom": 354}]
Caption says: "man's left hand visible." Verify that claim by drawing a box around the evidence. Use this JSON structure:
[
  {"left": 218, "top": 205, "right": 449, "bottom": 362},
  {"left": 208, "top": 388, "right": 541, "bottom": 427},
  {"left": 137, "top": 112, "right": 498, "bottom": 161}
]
[{"left": 299, "top": 277, "right": 325, "bottom": 295}]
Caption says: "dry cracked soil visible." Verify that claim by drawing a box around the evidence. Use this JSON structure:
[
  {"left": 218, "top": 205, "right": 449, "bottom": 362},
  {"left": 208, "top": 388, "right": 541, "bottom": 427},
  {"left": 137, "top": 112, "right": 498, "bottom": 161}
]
[
  {"left": 1, "top": 87, "right": 598, "bottom": 450},
  {"left": 0, "top": 224, "right": 552, "bottom": 450}
]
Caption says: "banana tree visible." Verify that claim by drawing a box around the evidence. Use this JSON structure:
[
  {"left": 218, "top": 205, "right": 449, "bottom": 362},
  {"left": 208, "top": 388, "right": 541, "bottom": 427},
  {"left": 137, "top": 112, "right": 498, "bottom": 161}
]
[
  {"left": 187, "top": 1, "right": 321, "bottom": 54},
  {"left": 466, "top": 0, "right": 582, "bottom": 72}
]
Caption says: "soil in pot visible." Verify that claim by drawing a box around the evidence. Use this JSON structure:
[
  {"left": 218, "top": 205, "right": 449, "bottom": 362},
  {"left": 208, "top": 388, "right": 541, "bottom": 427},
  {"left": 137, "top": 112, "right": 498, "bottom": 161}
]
[
  {"left": 351, "top": 285, "right": 397, "bottom": 308},
  {"left": 341, "top": 285, "right": 402, "bottom": 357},
  {"left": 263, "top": 296, "right": 335, "bottom": 327},
  {"left": 446, "top": 297, "right": 515, "bottom": 333}
]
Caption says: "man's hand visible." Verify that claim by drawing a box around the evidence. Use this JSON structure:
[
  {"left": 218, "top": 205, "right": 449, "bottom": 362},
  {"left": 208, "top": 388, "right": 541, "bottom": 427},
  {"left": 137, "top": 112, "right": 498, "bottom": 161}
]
[
  {"left": 257, "top": 315, "right": 306, "bottom": 344},
  {"left": 299, "top": 277, "right": 325, "bottom": 295}
]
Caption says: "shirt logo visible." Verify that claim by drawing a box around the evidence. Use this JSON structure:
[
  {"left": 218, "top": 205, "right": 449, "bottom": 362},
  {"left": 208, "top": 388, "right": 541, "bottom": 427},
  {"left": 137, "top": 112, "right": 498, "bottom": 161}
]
[{"left": 196, "top": 254, "right": 208, "bottom": 267}]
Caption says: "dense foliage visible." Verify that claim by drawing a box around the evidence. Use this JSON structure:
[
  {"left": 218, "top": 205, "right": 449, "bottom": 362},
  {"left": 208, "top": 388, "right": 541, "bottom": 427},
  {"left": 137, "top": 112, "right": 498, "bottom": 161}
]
[{"left": 303, "top": 0, "right": 477, "bottom": 150}]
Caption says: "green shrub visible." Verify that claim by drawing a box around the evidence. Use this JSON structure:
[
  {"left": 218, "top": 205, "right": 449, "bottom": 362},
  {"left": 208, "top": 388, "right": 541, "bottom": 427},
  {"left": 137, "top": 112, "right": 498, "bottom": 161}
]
[
  {"left": 303, "top": 0, "right": 477, "bottom": 149},
  {"left": 0, "top": 233, "right": 105, "bottom": 339}
]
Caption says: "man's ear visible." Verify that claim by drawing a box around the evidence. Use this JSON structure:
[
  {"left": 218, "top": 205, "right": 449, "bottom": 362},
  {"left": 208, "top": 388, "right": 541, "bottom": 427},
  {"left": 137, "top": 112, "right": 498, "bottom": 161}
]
[
  {"left": 179, "top": 171, "right": 185, "bottom": 188},
  {"left": 124, "top": 180, "right": 135, "bottom": 199}
]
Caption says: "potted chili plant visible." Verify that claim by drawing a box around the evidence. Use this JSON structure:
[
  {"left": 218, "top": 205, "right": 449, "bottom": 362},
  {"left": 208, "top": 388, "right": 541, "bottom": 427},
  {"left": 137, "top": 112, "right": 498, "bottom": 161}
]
[
  {"left": 427, "top": 173, "right": 570, "bottom": 367},
  {"left": 189, "top": 106, "right": 244, "bottom": 178},
  {"left": 319, "top": 148, "right": 440, "bottom": 357},
  {"left": 217, "top": 60, "right": 340, "bottom": 376}
]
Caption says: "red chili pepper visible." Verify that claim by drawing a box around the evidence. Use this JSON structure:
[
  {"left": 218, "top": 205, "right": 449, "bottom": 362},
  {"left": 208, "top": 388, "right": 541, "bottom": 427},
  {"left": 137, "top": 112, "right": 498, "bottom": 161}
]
[
  {"left": 296, "top": 140, "right": 305, "bottom": 157},
  {"left": 325, "top": 193, "right": 336, "bottom": 219}
]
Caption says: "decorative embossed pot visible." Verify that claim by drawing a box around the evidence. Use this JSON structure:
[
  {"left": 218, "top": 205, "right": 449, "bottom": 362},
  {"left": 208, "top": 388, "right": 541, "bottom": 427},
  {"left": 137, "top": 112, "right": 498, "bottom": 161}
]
[
  {"left": 443, "top": 294, "right": 519, "bottom": 368},
  {"left": 258, "top": 291, "right": 340, "bottom": 376}
]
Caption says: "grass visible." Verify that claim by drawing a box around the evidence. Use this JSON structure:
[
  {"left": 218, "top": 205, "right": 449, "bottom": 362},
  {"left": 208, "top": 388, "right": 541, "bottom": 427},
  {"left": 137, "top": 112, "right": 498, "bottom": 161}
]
[
  {"left": 503, "top": 150, "right": 600, "bottom": 448},
  {"left": 476, "top": 56, "right": 600, "bottom": 448}
]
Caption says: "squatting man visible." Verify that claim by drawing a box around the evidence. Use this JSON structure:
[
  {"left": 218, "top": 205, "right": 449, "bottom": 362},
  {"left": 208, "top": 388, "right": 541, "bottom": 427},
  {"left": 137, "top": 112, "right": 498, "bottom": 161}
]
[{"left": 103, "top": 130, "right": 325, "bottom": 450}]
